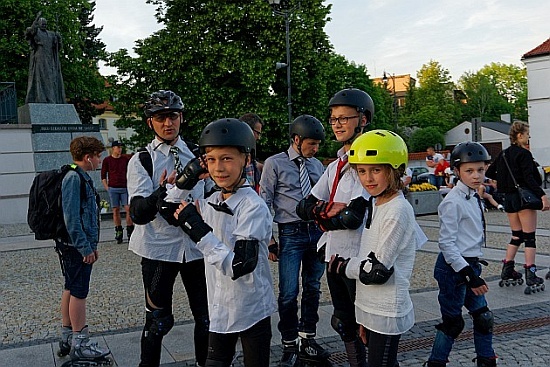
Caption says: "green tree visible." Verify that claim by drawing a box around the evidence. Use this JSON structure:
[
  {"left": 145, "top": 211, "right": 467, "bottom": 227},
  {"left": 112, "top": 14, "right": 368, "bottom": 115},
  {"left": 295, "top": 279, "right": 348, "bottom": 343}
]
[
  {"left": 399, "top": 60, "right": 462, "bottom": 134},
  {"left": 458, "top": 62, "right": 527, "bottom": 122},
  {"left": 0, "top": 0, "right": 106, "bottom": 123},
  {"left": 409, "top": 126, "right": 445, "bottom": 153},
  {"left": 106, "top": 0, "right": 379, "bottom": 158}
]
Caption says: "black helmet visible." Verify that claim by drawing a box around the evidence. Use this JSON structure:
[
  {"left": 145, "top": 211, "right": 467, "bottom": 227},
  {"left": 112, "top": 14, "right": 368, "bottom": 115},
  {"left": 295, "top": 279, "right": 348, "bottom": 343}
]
[
  {"left": 199, "top": 118, "right": 256, "bottom": 156},
  {"left": 144, "top": 90, "right": 184, "bottom": 117},
  {"left": 450, "top": 142, "right": 491, "bottom": 169},
  {"left": 290, "top": 115, "right": 325, "bottom": 141},
  {"left": 329, "top": 88, "right": 375, "bottom": 124}
]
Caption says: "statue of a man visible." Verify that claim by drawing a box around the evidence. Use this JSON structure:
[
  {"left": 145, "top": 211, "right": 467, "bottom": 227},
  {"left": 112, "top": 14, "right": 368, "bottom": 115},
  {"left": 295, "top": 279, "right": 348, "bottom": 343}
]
[{"left": 25, "top": 12, "right": 66, "bottom": 104}]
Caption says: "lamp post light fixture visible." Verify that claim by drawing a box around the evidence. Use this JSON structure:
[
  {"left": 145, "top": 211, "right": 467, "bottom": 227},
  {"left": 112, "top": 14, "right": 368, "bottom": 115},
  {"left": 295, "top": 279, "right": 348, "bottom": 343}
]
[
  {"left": 382, "top": 71, "right": 398, "bottom": 131},
  {"left": 267, "top": 0, "right": 298, "bottom": 128}
]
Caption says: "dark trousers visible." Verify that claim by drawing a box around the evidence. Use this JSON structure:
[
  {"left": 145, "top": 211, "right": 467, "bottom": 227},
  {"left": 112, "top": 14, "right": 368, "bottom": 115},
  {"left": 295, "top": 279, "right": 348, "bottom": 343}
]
[
  {"left": 326, "top": 266, "right": 357, "bottom": 342},
  {"left": 205, "top": 317, "right": 272, "bottom": 367},
  {"left": 140, "top": 257, "right": 209, "bottom": 367}
]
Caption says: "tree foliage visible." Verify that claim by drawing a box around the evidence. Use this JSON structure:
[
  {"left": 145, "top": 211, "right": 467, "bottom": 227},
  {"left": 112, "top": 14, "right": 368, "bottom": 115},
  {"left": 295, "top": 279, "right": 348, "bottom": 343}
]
[
  {"left": 106, "top": 0, "right": 383, "bottom": 159},
  {"left": 409, "top": 126, "right": 445, "bottom": 153},
  {"left": 458, "top": 62, "right": 527, "bottom": 122},
  {"left": 0, "top": 0, "right": 107, "bottom": 123}
]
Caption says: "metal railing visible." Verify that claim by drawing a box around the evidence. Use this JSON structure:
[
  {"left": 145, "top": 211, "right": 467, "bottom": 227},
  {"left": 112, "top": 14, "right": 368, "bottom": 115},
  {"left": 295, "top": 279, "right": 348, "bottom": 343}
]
[{"left": 0, "top": 82, "right": 17, "bottom": 124}]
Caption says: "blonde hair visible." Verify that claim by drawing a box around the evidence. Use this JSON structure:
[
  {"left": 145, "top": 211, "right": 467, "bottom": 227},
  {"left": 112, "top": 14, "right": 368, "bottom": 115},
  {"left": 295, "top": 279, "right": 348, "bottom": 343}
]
[{"left": 509, "top": 121, "right": 529, "bottom": 145}]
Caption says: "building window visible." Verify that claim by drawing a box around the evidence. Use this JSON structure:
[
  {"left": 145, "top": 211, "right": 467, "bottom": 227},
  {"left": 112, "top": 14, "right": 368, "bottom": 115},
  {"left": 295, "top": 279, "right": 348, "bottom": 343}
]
[{"left": 99, "top": 118, "right": 107, "bottom": 130}]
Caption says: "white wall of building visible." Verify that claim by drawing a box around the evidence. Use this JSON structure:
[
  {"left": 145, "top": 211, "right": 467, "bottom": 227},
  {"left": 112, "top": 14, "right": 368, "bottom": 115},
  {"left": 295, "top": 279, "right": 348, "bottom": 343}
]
[
  {"left": 523, "top": 54, "right": 550, "bottom": 166},
  {"left": 92, "top": 110, "right": 136, "bottom": 151},
  {"left": 445, "top": 121, "right": 509, "bottom": 148}
]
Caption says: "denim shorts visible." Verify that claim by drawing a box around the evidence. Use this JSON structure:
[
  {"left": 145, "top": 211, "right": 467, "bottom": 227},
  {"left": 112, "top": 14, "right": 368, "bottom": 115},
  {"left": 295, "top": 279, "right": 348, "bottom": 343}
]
[
  {"left": 56, "top": 242, "right": 92, "bottom": 299},
  {"left": 108, "top": 187, "right": 129, "bottom": 208}
]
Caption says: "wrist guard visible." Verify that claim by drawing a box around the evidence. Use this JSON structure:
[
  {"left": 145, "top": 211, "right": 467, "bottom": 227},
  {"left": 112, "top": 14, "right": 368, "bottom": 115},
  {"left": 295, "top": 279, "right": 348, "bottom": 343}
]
[
  {"left": 328, "top": 254, "right": 350, "bottom": 276},
  {"left": 358, "top": 252, "right": 394, "bottom": 285},
  {"left": 232, "top": 239, "right": 259, "bottom": 280},
  {"left": 315, "top": 197, "right": 368, "bottom": 231},
  {"left": 177, "top": 204, "right": 212, "bottom": 243},
  {"left": 296, "top": 195, "right": 319, "bottom": 221},
  {"left": 459, "top": 265, "right": 486, "bottom": 289},
  {"left": 175, "top": 157, "right": 207, "bottom": 190},
  {"left": 130, "top": 185, "right": 167, "bottom": 225},
  {"left": 157, "top": 199, "right": 181, "bottom": 226}
]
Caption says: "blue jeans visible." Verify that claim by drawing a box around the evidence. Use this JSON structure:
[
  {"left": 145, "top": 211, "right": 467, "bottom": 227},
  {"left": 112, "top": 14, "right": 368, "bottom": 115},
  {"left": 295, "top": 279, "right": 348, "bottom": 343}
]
[
  {"left": 277, "top": 222, "right": 324, "bottom": 341},
  {"left": 429, "top": 253, "right": 496, "bottom": 363}
]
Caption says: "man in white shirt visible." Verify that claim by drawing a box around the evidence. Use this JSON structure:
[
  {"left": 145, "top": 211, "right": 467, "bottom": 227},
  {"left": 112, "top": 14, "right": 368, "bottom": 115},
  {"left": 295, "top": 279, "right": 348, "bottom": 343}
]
[{"left": 426, "top": 146, "right": 444, "bottom": 187}]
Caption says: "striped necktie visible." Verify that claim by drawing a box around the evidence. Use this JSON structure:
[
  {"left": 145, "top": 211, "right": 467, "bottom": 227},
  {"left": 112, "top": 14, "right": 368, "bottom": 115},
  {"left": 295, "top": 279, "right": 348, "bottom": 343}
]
[
  {"left": 296, "top": 157, "right": 312, "bottom": 198},
  {"left": 170, "top": 146, "right": 183, "bottom": 174},
  {"left": 473, "top": 192, "right": 487, "bottom": 247}
]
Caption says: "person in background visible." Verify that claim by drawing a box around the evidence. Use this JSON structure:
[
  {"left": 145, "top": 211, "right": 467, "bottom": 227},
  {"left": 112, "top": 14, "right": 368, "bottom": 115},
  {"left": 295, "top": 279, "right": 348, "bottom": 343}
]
[
  {"left": 426, "top": 146, "right": 444, "bottom": 187},
  {"left": 260, "top": 115, "right": 329, "bottom": 366},
  {"left": 239, "top": 112, "right": 264, "bottom": 193},
  {"left": 101, "top": 140, "right": 134, "bottom": 243},
  {"left": 486, "top": 121, "right": 550, "bottom": 289},
  {"left": 57, "top": 136, "right": 110, "bottom": 363},
  {"left": 402, "top": 166, "right": 413, "bottom": 195},
  {"left": 434, "top": 158, "right": 450, "bottom": 189}
]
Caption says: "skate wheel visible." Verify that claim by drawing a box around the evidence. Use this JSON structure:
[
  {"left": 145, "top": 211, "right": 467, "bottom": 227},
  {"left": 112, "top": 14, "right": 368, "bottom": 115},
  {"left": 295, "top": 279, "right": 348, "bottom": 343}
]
[
  {"left": 524, "top": 287, "right": 531, "bottom": 295},
  {"left": 499, "top": 280, "right": 504, "bottom": 287},
  {"left": 542, "top": 284, "right": 545, "bottom": 291},
  {"left": 506, "top": 281, "right": 511, "bottom": 287},
  {"left": 519, "top": 278, "right": 524, "bottom": 285}
]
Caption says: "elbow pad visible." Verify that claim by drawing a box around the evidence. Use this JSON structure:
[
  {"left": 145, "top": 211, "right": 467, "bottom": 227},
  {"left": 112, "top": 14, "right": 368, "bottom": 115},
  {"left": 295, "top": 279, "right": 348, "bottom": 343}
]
[
  {"left": 232, "top": 239, "right": 259, "bottom": 280},
  {"left": 316, "top": 197, "right": 368, "bottom": 231},
  {"left": 358, "top": 252, "right": 394, "bottom": 285},
  {"left": 175, "top": 157, "right": 207, "bottom": 190},
  {"left": 129, "top": 186, "right": 167, "bottom": 225},
  {"left": 296, "top": 195, "right": 319, "bottom": 221}
]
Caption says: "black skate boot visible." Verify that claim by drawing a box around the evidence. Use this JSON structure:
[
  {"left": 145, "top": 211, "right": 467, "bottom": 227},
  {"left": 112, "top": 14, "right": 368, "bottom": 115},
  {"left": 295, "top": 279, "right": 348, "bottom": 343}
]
[
  {"left": 115, "top": 226, "right": 123, "bottom": 244},
  {"left": 126, "top": 225, "right": 134, "bottom": 241},
  {"left": 546, "top": 269, "right": 550, "bottom": 280},
  {"left": 58, "top": 325, "right": 72, "bottom": 357},
  {"left": 473, "top": 356, "right": 497, "bottom": 367},
  {"left": 524, "top": 264, "right": 545, "bottom": 295},
  {"left": 280, "top": 339, "right": 299, "bottom": 367},
  {"left": 66, "top": 326, "right": 112, "bottom": 366},
  {"left": 299, "top": 336, "right": 331, "bottom": 366},
  {"left": 499, "top": 259, "right": 523, "bottom": 287}
]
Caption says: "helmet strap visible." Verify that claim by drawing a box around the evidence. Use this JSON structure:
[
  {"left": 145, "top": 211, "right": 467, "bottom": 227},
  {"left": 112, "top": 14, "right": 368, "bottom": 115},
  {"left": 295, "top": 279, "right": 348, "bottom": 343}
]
[{"left": 343, "top": 112, "right": 367, "bottom": 146}]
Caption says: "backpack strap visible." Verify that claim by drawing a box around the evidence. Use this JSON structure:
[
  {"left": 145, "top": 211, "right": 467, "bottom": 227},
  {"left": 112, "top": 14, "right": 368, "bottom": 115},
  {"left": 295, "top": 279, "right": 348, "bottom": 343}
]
[{"left": 138, "top": 149, "right": 153, "bottom": 179}]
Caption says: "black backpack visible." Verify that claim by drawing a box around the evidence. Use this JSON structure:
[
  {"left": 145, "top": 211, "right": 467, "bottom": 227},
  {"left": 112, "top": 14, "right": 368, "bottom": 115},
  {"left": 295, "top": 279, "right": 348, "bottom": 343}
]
[{"left": 27, "top": 164, "right": 87, "bottom": 241}]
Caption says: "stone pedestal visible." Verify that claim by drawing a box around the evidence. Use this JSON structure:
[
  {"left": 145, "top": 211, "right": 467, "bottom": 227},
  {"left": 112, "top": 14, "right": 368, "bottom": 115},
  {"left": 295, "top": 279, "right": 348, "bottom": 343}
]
[{"left": 406, "top": 191, "right": 442, "bottom": 216}]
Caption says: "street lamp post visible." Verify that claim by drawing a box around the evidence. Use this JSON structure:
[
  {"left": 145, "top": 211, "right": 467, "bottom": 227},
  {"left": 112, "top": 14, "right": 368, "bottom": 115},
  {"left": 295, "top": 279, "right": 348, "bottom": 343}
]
[
  {"left": 382, "top": 71, "right": 398, "bottom": 131},
  {"left": 267, "top": 0, "right": 297, "bottom": 128}
]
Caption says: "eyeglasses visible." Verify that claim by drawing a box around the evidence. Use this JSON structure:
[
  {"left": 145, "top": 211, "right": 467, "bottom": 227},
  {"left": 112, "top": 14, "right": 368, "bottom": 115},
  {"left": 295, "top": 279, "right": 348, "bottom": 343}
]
[
  {"left": 328, "top": 115, "right": 359, "bottom": 125},
  {"left": 253, "top": 129, "right": 262, "bottom": 136},
  {"left": 152, "top": 112, "right": 180, "bottom": 123}
]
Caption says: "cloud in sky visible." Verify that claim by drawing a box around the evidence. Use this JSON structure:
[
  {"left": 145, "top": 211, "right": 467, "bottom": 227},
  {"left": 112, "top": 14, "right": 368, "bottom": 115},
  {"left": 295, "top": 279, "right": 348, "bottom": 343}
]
[{"left": 94, "top": 0, "right": 550, "bottom": 80}]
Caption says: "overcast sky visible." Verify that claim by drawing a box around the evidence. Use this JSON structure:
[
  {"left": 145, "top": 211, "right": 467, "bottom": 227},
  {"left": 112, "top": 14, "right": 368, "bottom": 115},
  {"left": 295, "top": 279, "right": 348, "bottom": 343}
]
[{"left": 94, "top": 0, "right": 550, "bottom": 81}]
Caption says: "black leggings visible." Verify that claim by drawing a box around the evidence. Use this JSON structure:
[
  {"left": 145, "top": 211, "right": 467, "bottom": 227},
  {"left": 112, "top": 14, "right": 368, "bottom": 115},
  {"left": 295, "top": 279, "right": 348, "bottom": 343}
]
[
  {"left": 205, "top": 317, "right": 272, "bottom": 367},
  {"left": 364, "top": 328, "right": 401, "bottom": 367}
]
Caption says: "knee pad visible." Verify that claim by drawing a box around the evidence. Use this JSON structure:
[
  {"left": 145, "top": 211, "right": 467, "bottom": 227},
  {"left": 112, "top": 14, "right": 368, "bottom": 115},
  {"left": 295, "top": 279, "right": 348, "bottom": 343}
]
[
  {"left": 523, "top": 231, "right": 536, "bottom": 248},
  {"left": 330, "top": 315, "right": 357, "bottom": 342},
  {"left": 435, "top": 315, "right": 464, "bottom": 339},
  {"left": 471, "top": 306, "right": 494, "bottom": 335},
  {"left": 145, "top": 308, "right": 174, "bottom": 337},
  {"left": 509, "top": 230, "right": 523, "bottom": 246}
]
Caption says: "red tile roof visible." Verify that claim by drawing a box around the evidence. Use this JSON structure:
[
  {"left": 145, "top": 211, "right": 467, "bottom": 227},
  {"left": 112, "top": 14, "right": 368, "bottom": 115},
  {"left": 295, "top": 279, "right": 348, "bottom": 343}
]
[{"left": 522, "top": 38, "right": 550, "bottom": 59}]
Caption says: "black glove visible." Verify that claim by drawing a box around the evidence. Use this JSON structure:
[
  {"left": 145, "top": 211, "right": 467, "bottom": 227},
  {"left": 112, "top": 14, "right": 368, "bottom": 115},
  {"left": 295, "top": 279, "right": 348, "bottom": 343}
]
[
  {"left": 175, "top": 157, "right": 207, "bottom": 190},
  {"left": 157, "top": 199, "right": 181, "bottom": 226},
  {"left": 328, "top": 254, "right": 350, "bottom": 276},
  {"left": 268, "top": 240, "right": 279, "bottom": 257},
  {"left": 458, "top": 265, "right": 486, "bottom": 289},
  {"left": 176, "top": 204, "right": 212, "bottom": 243}
]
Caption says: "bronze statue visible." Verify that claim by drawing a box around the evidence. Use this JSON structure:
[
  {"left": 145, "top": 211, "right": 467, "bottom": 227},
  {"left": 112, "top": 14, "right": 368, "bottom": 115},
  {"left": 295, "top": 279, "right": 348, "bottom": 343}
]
[{"left": 25, "top": 12, "right": 66, "bottom": 104}]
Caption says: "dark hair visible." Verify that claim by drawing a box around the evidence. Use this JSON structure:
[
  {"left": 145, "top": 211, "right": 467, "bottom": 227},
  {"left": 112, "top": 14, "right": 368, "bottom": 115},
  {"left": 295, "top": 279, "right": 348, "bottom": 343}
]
[
  {"left": 70, "top": 136, "right": 105, "bottom": 161},
  {"left": 239, "top": 113, "right": 264, "bottom": 129}
]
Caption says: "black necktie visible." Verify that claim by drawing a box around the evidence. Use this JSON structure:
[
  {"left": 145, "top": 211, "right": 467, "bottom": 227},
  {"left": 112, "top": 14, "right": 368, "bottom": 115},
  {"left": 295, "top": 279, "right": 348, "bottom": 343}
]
[
  {"left": 208, "top": 202, "right": 233, "bottom": 215},
  {"left": 473, "top": 193, "right": 486, "bottom": 247}
]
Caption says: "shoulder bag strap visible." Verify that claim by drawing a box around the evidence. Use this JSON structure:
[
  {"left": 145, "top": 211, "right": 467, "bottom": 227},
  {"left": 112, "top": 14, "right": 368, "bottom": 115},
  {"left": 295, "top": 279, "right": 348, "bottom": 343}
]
[{"left": 502, "top": 150, "right": 519, "bottom": 189}]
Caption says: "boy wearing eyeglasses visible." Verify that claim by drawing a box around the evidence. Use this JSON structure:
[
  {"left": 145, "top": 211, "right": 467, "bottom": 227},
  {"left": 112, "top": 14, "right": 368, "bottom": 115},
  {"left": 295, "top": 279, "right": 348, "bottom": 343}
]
[
  {"left": 126, "top": 90, "right": 209, "bottom": 367},
  {"left": 297, "top": 88, "right": 373, "bottom": 366}
]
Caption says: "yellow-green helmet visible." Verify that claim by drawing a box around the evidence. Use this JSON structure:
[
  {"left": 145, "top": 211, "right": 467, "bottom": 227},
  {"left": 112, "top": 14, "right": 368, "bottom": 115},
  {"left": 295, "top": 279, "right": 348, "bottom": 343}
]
[{"left": 348, "top": 130, "right": 408, "bottom": 169}]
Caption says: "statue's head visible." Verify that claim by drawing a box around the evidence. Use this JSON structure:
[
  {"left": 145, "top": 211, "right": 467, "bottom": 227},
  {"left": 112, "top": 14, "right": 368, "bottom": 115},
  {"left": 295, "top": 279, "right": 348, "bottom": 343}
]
[{"left": 38, "top": 18, "right": 47, "bottom": 29}]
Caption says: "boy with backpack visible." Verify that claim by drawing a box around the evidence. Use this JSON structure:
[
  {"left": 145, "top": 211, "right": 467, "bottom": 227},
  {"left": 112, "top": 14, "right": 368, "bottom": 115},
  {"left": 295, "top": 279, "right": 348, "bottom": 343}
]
[
  {"left": 425, "top": 142, "right": 498, "bottom": 367},
  {"left": 174, "top": 118, "right": 277, "bottom": 366},
  {"left": 56, "top": 136, "right": 111, "bottom": 362}
]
